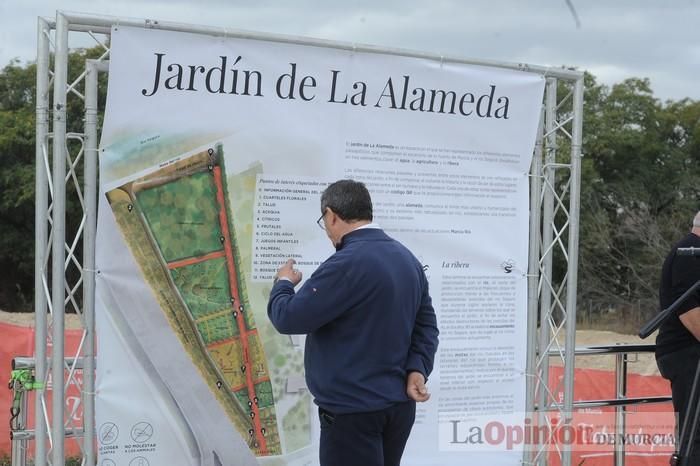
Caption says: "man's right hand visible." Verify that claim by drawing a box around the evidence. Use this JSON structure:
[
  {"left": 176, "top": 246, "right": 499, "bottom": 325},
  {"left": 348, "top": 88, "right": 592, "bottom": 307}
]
[
  {"left": 406, "top": 371, "right": 430, "bottom": 402},
  {"left": 275, "top": 258, "right": 303, "bottom": 286}
]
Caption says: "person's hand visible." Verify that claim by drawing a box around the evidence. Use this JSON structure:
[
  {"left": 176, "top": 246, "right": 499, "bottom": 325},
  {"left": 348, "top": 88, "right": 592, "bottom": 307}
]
[
  {"left": 275, "top": 259, "right": 303, "bottom": 286},
  {"left": 406, "top": 371, "right": 430, "bottom": 402}
]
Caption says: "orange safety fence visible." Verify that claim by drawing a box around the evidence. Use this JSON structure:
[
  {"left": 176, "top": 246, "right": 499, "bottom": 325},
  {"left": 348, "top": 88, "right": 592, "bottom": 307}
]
[
  {"left": 0, "top": 321, "right": 676, "bottom": 462},
  {"left": 1, "top": 321, "right": 84, "bottom": 458},
  {"left": 548, "top": 365, "right": 674, "bottom": 466}
]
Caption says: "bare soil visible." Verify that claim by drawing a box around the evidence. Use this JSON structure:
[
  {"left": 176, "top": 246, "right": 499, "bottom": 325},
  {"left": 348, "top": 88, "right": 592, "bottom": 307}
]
[
  {"left": 0, "top": 309, "right": 83, "bottom": 329},
  {"left": 555, "top": 329, "right": 661, "bottom": 376}
]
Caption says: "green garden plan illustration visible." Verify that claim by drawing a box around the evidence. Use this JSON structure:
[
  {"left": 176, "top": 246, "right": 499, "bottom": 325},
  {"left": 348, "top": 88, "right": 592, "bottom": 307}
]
[{"left": 106, "top": 146, "right": 308, "bottom": 458}]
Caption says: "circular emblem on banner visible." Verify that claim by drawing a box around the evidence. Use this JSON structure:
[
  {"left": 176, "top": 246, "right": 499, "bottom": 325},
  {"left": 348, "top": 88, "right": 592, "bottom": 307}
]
[
  {"left": 99, "top": 422, "right": 119, "bottom": 445},
  {"left": 130, "top": 422, "right": 154, "bottom": 443},
  {"left": 129, "top": 457, "right": 150, "bottom": 466}
]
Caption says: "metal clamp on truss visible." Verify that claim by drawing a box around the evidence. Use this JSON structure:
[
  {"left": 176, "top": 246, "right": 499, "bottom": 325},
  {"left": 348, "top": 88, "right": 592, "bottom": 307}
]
[{"left": 8, "top": 368, "right": 44, "bottom": 431}]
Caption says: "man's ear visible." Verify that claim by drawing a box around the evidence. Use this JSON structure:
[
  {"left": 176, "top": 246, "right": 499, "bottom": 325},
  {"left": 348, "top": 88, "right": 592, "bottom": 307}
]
[{"left": 326, "top": 209, "right": 338, "bottom": 226}]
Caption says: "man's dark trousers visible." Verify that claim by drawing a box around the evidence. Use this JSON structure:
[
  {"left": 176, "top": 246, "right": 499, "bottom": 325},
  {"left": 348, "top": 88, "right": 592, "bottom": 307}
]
[
  {"left": 318, "top": 401, "right": 416, "bottom": 466},
  {"left": 657, "top": 345, "right": 700, "bottom": 462}
]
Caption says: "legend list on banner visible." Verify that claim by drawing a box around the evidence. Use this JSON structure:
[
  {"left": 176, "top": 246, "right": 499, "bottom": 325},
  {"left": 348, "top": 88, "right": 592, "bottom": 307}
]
[{"left": 251, "top": 175, "right": 332, "bottom": 282}]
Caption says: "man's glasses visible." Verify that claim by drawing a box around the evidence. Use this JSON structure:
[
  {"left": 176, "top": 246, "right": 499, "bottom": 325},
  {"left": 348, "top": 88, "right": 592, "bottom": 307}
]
[{"left": 317, "top": 209, "right": 327, "bottom": 230}]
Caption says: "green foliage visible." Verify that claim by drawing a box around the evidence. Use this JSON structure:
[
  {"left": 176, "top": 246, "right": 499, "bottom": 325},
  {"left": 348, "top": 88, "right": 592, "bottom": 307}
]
[
  {"left": 577, "top": 74, "right": 700, "bottom": 327},
  {"left": 0, "top": 46, "right": 107, "bottom": 310},
  {"left": 0, "top": 59, "right": 37, "bottom": 309}
]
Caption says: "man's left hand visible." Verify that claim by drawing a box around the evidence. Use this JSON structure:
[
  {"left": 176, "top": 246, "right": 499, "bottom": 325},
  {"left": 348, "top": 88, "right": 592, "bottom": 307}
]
[
  {"left": 406, "top": 371, "right": 430, "bottom": 402},
  {"left": 275, "top": 258, "right": 303, "bottom": 286}
]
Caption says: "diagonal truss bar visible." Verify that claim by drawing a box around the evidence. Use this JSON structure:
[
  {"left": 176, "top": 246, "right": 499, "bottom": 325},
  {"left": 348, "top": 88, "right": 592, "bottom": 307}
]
[{"left": 66, "top": 47, "right": 109, "bottom": 98}]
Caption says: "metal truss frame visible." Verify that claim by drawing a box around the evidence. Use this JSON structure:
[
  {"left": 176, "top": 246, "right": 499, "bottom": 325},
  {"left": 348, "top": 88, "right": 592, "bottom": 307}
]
[
  {"left": 524, "top": 77, "right": 584, "bottom": 466},
  {"left": 30, "top": 10, "right": 584, "bottom": 466}
]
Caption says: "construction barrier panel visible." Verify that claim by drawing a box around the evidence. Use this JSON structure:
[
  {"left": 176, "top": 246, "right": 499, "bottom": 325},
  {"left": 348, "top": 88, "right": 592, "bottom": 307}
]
[{"left": 1, "top": 321, "right": 84, "bottom": 458}]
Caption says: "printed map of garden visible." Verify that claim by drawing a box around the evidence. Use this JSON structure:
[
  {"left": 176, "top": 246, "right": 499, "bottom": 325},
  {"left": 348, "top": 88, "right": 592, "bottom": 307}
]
[{"left": 106, "top": 147, "right": 280, "bottom": 456}]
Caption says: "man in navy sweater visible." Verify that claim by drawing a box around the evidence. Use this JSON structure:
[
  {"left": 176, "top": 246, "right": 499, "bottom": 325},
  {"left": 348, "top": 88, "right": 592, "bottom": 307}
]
[{"left": 267, "top": 179, "right": 439, "bottom": 466}]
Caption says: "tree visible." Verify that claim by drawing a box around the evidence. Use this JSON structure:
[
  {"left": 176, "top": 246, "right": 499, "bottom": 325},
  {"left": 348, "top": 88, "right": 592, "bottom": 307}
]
[
  {"left": 0, "top": 47, "right": 107, "bottom": 310},
  {"left": 0, "top": 60, "right": 37, "bottom": 309},
  {"left": 577, "top": 74, "right": 700, "bottom": 327}
]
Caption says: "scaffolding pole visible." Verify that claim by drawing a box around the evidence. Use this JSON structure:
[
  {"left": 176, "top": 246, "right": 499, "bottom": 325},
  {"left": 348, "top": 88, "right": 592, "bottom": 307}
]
[
  {"left": 34, "top": 15, "right": 51, "bottom": 466},
  {"left": 83, "top": 58, "right": 107, "bottom": 466},
  {"left": 534, "top": 78, "right": 559, "bottom": 466},
  {"left": 524, "top": 107, "right": 546, "bottom": 466},
  {"left": 50, "top": 11, "right": 69, "bottom": 466},
  {"left": 561, "top": 75, "right": 585, "bottom": 466}
]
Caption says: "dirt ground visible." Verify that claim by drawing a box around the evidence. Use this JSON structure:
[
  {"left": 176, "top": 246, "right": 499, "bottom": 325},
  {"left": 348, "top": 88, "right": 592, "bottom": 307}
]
[
  {"left": 0, "top": 309, "right": 83, "bottom": 329},
  {"left": 553, "top": 329, "right": 661, "bottom": 376}
]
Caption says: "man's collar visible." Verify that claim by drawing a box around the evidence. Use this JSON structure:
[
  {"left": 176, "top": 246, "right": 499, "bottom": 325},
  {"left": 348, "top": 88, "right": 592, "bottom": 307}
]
[
  {"left": 335, "top": 223, "right": 383, "bottom": 250},
  {"left": 354, "top": 222, "right": 381, "bottom": 231}
]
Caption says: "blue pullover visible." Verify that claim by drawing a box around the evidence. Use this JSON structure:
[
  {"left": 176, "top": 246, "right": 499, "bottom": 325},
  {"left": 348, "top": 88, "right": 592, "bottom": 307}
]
[{"left": 267, "top": 228, "right": 439, "bottom": 414}]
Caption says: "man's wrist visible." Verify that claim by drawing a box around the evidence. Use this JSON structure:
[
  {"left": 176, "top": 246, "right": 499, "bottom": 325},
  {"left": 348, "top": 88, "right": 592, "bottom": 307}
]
[
  {"left": 273, "top": 276, "right": 293, "bottom": 285},
  {"left": 408, "top": 370, "right": 427, "bottom": 383}
]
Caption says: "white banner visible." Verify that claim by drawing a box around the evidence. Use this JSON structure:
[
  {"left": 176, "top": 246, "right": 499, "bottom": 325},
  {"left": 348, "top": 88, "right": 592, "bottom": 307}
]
[{"left": 96, "top": 25, "right": 544, "bottom": 466}]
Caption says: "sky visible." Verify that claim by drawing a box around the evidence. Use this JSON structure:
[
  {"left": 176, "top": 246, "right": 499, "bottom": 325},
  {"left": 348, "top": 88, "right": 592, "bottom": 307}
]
[{"left": 0, "top": 0, "right": 698, "bottom": 102}]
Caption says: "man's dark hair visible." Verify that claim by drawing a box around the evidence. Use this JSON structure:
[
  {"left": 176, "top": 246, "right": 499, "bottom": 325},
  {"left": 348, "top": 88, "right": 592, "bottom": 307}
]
[{"left": 321, "top": 179, "right": 373, "bottom": 222}]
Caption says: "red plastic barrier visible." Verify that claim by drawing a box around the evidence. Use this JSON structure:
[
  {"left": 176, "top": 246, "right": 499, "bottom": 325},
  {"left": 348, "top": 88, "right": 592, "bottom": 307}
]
[
  {"left": 1, "top": 322, "right": 33, "bottom": 456},
  {"left": 1, "top": 321, "right": 84, "bottom": 458},
  {"left": 548, "top": 366, "right": 674, "bottom": 466},
  {"left": 0, "top": 322, "right": 677, "bottom": 463}
]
